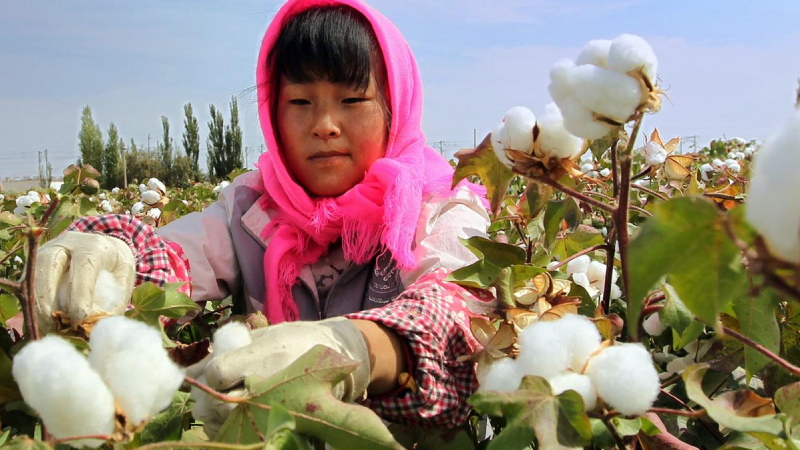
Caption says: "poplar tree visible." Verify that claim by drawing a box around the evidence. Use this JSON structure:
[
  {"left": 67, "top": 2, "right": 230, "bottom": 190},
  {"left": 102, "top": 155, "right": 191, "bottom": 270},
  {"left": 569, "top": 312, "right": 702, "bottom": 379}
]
[
  {"left": 102, "top": 122, "right": 120, "bottom": 188},
  {"left": 182, "top": 103, "right": 200, "bottom": 177},
  {"left": 78, "top": 105, "right": 104, "bottom": 169}
]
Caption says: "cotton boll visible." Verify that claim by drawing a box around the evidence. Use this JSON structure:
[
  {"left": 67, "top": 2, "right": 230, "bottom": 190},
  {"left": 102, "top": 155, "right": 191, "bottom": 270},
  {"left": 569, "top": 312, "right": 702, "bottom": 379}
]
[
  {"left": 139, "top": 183, "right": 147, "bottom": 194},
  {"left": 576, "top": 39, "right": 611, "bottom": 67},
  {"left": 141, "top": 190, "right": 161, "bottom": 205},
  {"left": 213, "top": 322, "right": 252, "bottom": 356},
  {"left": 580, "top": 163, "right": 595, "bottom": 174},
  {"left": 558, "top": 97, "right": 615, "bottom": 140},
  {"left": 599, "top": 168, "right": 611, "bottom": 177},
  {"left": 536, "top": 103, "right": 586, "bottom": 159},
  {"left": 147, "top": 208, "right": 162, "bottom": 220},
  {"left": 89, "top": 316, "right": 185, "bottom": 426},
  {"left": 644, "top": 141, "right": 667, "bottom": 166},
  {"left": 12, "top": 336, "right": 115, "bottom": 447},
  {"left": 725, "top": 159, "right": 737, "bottom": 167},
  {"left": 548, "top": 372, "right": 597, "bottom": 410},
  {"left": 587, "top": 343, "right": 659, "bottom": 415},
  {"left": 728, "top": 162, "right": 741, "bottom": 173},
  {"left": 607, "top": 34, "right": 658, "bottom": 85},
  {"left": 148, "top": 178, "right": 166, "bottom": 193},
  {"left": 566, "top": 255, "right": 591, "bottom": 276},
  {"left": 100, "top": 199, "right": 113, "bottom": 213},
  {"left": 16, "top": 195, "right": 34, "bottom": 208},
  {"left": 502, "top": 107, "right": 536, "bottom": 153},
  {"left": 746, "top": 109, "right": 800, "bottom": 263},
  {"left": 700, "top": 163, "right": 714, "bottom": 173},
  {"left": 94, "top": 269, "right": 128, "bottom": 313},
  {"left": 548, "top": 59, "right": 578, "bottom": 103},
  {"left": 111, "top": 187, "right": 120, "bottom": 195},
  {"left": 491, "top": 122, "right": 515, "bottom": 168},
  {"left": 570, "top": 64, "right": 642, "bottom": 124},
  {"left": 556, "top": 314, "right": 602, "bottom": 372},
  {"left": 479, "top": 357, "right": 524, "bottom": 392},
  {"left": 518, "top": 320, "right": 571, "bottom": 379},
  {"left": 735, "top": 151, "right": 746, "bottom": 160},
  {"left": 643, "top": 313, "right": 666, "bottom": 336},
  {"left": 712, "top": 158, "right": 725, "bottom": 168},
  {"left": 131, "top": 201, "right": 145, "bottom": 215}
]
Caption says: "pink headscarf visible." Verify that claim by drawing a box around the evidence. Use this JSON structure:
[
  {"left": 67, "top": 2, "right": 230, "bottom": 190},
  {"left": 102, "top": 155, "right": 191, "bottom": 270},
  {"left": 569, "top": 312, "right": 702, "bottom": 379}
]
[{"left": 255, "top": 0, "right": 483, "bottom": 323}]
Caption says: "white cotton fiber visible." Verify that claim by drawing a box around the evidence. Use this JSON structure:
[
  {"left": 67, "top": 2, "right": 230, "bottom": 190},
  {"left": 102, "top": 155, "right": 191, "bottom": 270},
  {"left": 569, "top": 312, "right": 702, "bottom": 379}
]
[
  {"left": 643, "top": 313, "right": 666, "bottom": 336},
  {"left": 148, "top": 178, "right": 166, "bottom": 193},
  {"left": 479, "top": 357, "right": 524, "bottom": 392},
  {"left": 141, "top": 190, "right": 161, "bottom": 205},
  {"left": 643, "top": 141, "right": 667, "bottom": 166},
  {"left": 213, "top": 322, "right": 252, "bottom": 356},
  {"left": 491, "top": 123, "right": 515, "bottom": 168},
  {"left": 138, "top": 183, "right": 147, "bottom": 194},
  {"left": 556, "top": 95, "right": 615, "bottom": 140},
  {"left": 576, "top": 39, "right": 611, "bottom": 67},
  {"left": 587, "top": 343, "right": 659, "bottom": 415},
  {"left": 548, "top": 372, "right": 598, "bottom": 410},
  {"left": 556, "top": 314, "right": 602, "bottom": 372},
  {"left": 746, "top": 108, "right": 800, "bottom": 263},
  {"left": 12, "top": 336, "right": 115, "bottom": 447},
  {"left": 607, "top": 34, "right": 658, "bottom": 85},
  {"left": 549, "top": 59, "right": 577, "bottom": 102},
  {"left": 89, "top": 316, "right": 185, "bottom": 425},
  {"left": 570, "top": 65, "right": 642, "bottom": 123},
  {"left": 131, "top": 201, "right": 145, "bottom": 215},
  {"left": 517, "top": 320, "right": 571, "bottom": 379},
  {"left": 566, "top": 255, "right": 591, "bottom": 276},
  {"left": 94, "top": 270, "right": 128, "bottom": 313},
  {"left": 536, "top": 103, "right": 586, "bottom": 159},
  {"left": 503, "top": 106, "right": 537, "bottom": 153}
]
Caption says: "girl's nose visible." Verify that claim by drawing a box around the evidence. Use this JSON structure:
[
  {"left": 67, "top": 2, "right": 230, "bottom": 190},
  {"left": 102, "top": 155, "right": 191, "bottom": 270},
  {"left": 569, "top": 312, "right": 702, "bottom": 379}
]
[{"left": 312, "top": 114, "right": 341, "bottom": 140}]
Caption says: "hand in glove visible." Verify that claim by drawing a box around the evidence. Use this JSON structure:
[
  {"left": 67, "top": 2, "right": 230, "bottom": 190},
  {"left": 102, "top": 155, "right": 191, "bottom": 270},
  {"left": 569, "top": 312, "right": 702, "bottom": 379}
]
[
  {"left": 34, "top": 231, "right": 136, "bottom": 332},
  {"left": 191, "top": 317, "right": 375, "bottom": 437}
]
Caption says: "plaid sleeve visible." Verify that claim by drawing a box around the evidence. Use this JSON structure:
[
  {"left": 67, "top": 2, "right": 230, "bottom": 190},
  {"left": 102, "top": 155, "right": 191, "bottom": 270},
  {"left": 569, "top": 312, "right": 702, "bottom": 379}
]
[
  {"left": 346, "top": 269, "right": 481, "bottom": 427},
  {"left": 67, "top": 214, "right": 191, "bottom": 294}
]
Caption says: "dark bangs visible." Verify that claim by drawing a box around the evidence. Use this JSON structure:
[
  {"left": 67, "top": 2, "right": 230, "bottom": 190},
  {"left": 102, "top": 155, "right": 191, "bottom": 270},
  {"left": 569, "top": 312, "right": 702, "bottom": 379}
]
[{"left": 268, "top": 6, "right": 381, "bottom": 93}]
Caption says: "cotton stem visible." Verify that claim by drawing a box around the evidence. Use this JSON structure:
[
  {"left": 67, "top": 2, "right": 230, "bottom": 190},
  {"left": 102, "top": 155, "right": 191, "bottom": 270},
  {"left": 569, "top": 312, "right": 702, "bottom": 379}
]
[
  {"left": 184, "top": 376, "right": 249, "bottom": 404},
  {"left": 533, "top": 175, "right": 617, "bottom": 215},
  {"left": 550, "top": 244, "right": 610, "bottom": 271},
  {"left": 721, "top": 325, "right": 800, "bottom": 376}
]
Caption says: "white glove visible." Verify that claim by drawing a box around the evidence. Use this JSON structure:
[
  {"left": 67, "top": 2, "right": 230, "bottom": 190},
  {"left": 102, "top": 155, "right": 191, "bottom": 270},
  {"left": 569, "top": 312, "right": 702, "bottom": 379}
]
[
  {"left": 34, "top": 231, "right": 136, "bottom": 332},
  {"left": 192, "top": 317, "right": 371, "bottom": 437}
]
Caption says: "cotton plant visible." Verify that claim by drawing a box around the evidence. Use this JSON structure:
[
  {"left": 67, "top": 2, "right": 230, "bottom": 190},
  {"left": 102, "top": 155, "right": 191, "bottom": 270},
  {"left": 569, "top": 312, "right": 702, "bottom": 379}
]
[
  {"left": 13, "top": 191, "right": 43, "bottom": 216},
  {"left": 479, "top": 314, "right": 660, "bottom": 415},
  {"left": 746, "top": 108, "right": 800, "bottom": 263},
  {"left": 548, "top": 34, "right": 660, "bottom": 140},
  {"left": 129, "top": 177, "right": 168, "bottom": 220},
  {"left": 565, "top": 254, "right": 622, "bottom": 300},
  {"left": 12, "top": 316, "right": 184, "bottom": 446},
  {"left": 212, "top": 180, "right": 231, "bottom": 195}
]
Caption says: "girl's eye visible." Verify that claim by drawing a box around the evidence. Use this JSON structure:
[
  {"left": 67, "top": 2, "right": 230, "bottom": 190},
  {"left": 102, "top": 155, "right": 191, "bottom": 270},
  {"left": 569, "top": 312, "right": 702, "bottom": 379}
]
[
  {"left": 289, "top": 99, "right": 310, "bottom": 105},
  {"left": 342, "top": 97, "right": 368, "bottom": 104}
]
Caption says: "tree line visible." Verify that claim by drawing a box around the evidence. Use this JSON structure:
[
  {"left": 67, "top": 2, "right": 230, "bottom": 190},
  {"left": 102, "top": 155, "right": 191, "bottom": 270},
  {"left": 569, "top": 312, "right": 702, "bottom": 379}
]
[{"left": 77, "top": 97, "right": 244, "bottom": 188}]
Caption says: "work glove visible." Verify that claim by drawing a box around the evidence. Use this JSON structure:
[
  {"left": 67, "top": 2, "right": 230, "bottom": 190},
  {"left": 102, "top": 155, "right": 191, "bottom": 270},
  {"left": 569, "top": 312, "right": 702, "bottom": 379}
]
[
  {"left": 34, "top": 231, "right": 136, "bottom": 333},
  {"left": 191, "top": 317, "right": 371, "bottom": 438}
]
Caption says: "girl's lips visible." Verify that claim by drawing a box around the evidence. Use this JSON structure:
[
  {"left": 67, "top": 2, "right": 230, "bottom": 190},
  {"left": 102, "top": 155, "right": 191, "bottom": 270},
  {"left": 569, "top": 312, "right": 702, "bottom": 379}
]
[{"left": 309, "top": 151, "right": 349, "bottom": 160}]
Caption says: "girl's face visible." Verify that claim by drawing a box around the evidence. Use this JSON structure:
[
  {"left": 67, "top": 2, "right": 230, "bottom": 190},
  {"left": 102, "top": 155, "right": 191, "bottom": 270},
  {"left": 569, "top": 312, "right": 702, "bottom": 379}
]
[{"left": 276, "top": 75, "right": 388, "bottom": 197}]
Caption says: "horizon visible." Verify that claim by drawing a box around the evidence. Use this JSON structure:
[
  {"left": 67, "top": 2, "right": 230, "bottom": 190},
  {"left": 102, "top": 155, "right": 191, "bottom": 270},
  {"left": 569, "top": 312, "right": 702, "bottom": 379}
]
[{"left": 2, "top": 0, "right": 799, "bottom": 179}]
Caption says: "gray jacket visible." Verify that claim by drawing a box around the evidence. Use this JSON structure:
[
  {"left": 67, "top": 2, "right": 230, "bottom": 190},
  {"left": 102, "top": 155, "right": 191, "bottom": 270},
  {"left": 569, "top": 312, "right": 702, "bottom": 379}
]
[{"left": 157, "top": 171, "right": 490, "bottom": 319}]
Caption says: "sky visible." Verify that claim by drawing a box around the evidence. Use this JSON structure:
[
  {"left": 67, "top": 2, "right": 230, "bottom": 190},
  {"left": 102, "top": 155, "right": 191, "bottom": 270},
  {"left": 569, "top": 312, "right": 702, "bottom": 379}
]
[{"left": 1, "top": 0, "right": 799, "bottom": 179}]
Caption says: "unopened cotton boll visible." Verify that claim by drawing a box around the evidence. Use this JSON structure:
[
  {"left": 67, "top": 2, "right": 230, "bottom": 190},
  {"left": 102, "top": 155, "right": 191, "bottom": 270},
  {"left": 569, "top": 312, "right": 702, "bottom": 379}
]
[
  {"left": 536, "top": 103, "right": 586, "bottom": 159},
  {"left": 12, "top": 336, "right": 116, "bottom": 447},
  {"left": 517, "top": 320, "right": 571, "bottom": 379},
  {"left": 213, "top": 322, "right": 252, "bottom": 356},
  {"left": 587, "top": 343, "right": 659, "bottom": 415},
  {"left": 479, "top": 357, "right": 524, "bottom": 392},
  {"left": 746, "top": 108, "right": 800, "bottom": 263},
  {"left": 141, "top": 190, "right": 161, "bottom": 205},
  {"left": 606, "top": 34, "right": 658, "bottom": 85},
  {"left": 131, "top": 201, "right": 144, "bottom": 215},
  {"left": 548, "top": 372, "right": 597, "bottom": 410},
  {"left": 89, "top": 316, "right": 185, "bottom": 426}
]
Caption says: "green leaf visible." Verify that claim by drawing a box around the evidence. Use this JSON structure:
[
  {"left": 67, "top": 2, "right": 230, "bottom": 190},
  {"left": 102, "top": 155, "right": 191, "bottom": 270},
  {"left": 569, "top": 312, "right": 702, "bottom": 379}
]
[
  {"left": 673, "top": 320, "right": 705, "bottom": 351},
  {"left": 0, "top": 293, "right": 20, "bottom": 324},
  {"left": 469, "top": 376, "right": 591, "bottom": 450},
  {"left": 445, "top": 237, "right": 526, "bottom": 288},
  {"left": 683, "top": 363, "right": 784, "bottom": 434},
  {"left": 732, "top": 289, "right": 781, "bottom": 378},
  {"left": 520, "top": 182, "right": 553, "bottom": 220},
  {"left": 217, "top": 346, "right": 404, "bottom": 450},
  {"left": 775, "top": 382, "right": 800, "bottom": 428},
  {"left": 127, "top": 282, "right": 200, "bottom": 326},
  {"left": 0, "top": 348, "right": 21, "bottom": 404},
  {"left": 543, "top": 199, "right": 581, "bottom": 250},
  {"left": 452, "top": 134, "right": 515, "bottom": 215},
  {"left": 139, "top": 392, "right": 193, "bottom": 444},
  {"left": 388, "top": 424, "right": 476, "bottom": 450},
  {"left": 627, "top": 197, "right": 746, "bottom": 340},
  {"left": 659, "top": 282, "right": 694, "bottom": 336},
  {"left": 612, "top": 417, "right": 643, "bottom": 436},
  {"left": 553, "top": 225, "right": 604, "bottom": 261}
]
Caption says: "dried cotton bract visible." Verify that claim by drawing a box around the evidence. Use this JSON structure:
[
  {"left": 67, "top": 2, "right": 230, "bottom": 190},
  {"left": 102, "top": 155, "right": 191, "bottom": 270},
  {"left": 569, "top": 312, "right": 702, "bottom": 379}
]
[
  {"left": 12, "top": 336, "right": 116, "bottom": 447},
  {"left": 89, "top": 316, "right": 185, "bottom": 426},
  {"left": 549, "top": 34, "right": 659, "bottom": 140},
  {"left": 746, "top": 108, "right": 800, "bottom": 263}
]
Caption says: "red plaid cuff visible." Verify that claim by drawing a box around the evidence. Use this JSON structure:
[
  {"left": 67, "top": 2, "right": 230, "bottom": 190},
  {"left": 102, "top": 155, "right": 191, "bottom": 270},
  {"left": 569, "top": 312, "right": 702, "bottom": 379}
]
[
  {"left": 67, "top": 214, "right": 191, "bottom": 294},
  {"left": 346, "top": 277, "right": 479, "bottom": 427}
]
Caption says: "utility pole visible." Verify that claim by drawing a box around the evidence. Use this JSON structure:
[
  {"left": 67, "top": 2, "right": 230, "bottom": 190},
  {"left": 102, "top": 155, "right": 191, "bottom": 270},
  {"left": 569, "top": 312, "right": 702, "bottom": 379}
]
[{"left": 474, "top": 128, "right": 477, "bottom": 147}]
